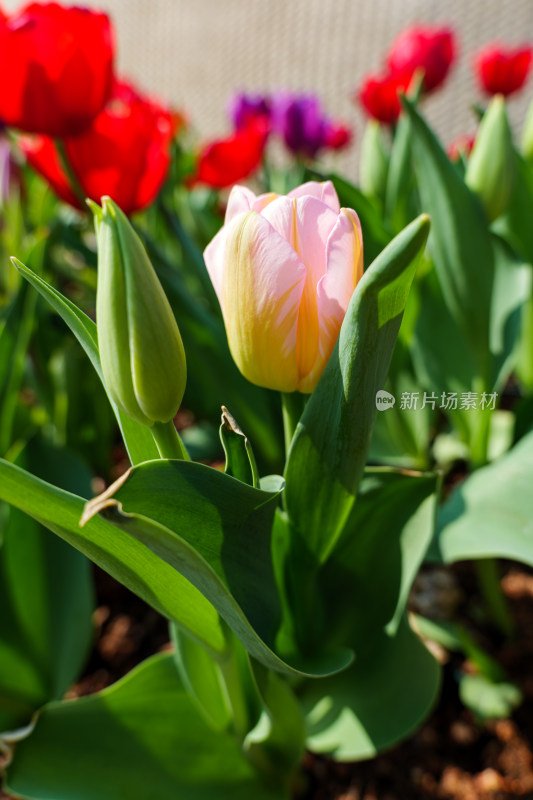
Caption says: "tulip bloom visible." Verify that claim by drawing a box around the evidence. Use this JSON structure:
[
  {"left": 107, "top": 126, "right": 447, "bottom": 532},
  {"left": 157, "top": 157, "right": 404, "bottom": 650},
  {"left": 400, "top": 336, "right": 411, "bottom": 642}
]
[
  {"left": 447, "top": 134, "right": 475, "bottom": 162},
  {"left": 22, "top": 81, "right": 173, "bottom": 215},
  {"left": 474, "top": 43, "right": 533, "bottom": 97},
  {"left": 193, "top": 118, "right": 268, "bottom": 189},
  {"left": 204, "top": 182, "right": 363, "bottom": 393},
  {"left": 386, "top": 25, "right": 456, "bottom": 93},
  {"left": 0, "top": 2, "right": 114, "bottom": 137},
  {"left": 229, "top": 93, "right": 271, "bottom": 130},
  {"left": 358, "top": 70, "right": 411, "bottom": 125}
]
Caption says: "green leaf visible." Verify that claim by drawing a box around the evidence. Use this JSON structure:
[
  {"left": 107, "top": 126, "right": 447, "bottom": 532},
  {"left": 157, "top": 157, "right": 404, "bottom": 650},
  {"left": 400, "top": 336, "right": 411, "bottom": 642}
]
[
  {"left": 0, "top": 440, "right": 94, "bottom": 733},
  {"left": 5, "top": 654, "right": 288, "bottom": 800},
  {"left": 432, "top": 430, "right": 533, "bottom": 565},
  {"left": 402, "top": 98, "right": 494, "bottom": 376},
  {"left": 0, "top": 456, "right": 227, "bottom": 660},
  {"left": 459, "top": 675, "right": 522, "bottom": 722},
  {"left": 220, "top": 407, "right": 259, "bottom": 487},
  {"left": 285, "top": 215, "right": 430, "bottom": 565},
  {"left": 81, "top": 459, "right": 350, "bottom": 677},
  {"left": 490, "top": 237, "right": 532, "bottom": 389},
  {"left": 320, "top": 468, "right": 439, "bottom": 646},
  {"left": 369, "top": 342, "right": 432, "bottom": 469},
  {"left": 301, "top": 615, "right": 440, "bottom": 761},
  {"left": 11, "top": 258, "right": 159, "bottom": 465},
  {"left": 0, "top": 456, "right": 349, "bottom": 678}
]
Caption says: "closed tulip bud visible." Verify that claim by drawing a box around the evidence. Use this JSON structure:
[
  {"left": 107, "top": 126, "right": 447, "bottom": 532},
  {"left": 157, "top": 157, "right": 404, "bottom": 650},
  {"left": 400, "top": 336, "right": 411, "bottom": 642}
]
[
  {"left": 465, "top": 96, "right": 514, "bottom": 221},
  {"left": 360, "top": 120, "right": 389, "bottom": 202},
  {"left": 204, "top": 182, "right": 363, "bottom": 394},
  {"left": 92, "top": 197, "right": 186, "bottom": 426}
]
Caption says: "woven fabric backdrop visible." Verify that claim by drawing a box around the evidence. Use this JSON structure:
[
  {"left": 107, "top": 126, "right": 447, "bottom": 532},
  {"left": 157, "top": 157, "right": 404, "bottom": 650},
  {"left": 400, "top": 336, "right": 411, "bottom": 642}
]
[{"left": 5, "top": 0, "right": 533, "bottom": 178}]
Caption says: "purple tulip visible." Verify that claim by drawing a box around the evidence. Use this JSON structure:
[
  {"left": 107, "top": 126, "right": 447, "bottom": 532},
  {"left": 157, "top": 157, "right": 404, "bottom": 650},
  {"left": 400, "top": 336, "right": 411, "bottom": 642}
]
[
  {"left": 270, "top": 92, "right": 329, "bottom": 158},
  {"left": 229, "top": 93, "right": 271, "bottom": 130}
]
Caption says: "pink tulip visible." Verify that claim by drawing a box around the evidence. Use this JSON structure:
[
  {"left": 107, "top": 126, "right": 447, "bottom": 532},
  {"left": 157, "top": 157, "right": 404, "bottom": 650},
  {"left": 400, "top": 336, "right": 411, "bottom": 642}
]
[{"left": 203, "top": 181, "right": 363, "bottom": 393}]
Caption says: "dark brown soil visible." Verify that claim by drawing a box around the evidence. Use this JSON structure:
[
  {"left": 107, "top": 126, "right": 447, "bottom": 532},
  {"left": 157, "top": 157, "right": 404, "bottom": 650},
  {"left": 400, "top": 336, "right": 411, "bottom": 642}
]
[{"left": 2, "top": 563, "right": 533, "bottom": 800}]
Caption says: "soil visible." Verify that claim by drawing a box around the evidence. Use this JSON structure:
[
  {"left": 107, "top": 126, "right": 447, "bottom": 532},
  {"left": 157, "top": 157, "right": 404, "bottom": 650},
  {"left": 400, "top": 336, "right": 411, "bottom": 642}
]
[{"left": 2, "top": 562, "right": 533, "bottom": 800}]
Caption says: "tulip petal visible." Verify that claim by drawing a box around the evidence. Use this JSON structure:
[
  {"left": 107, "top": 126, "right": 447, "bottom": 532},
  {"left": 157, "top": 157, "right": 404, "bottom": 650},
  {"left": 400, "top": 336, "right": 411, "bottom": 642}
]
[
  {"left": 262, "top": 195, "right": 339, "bottom": 385},
  {"left": 222, "top": 211, "right": 307, "bottom": 392},
  {"left": 287, "top": 180, "right": 340, "bottom": 213},
  {"left": 299, "top": 209, "right": 363, "bottom": 394},
  {"left": 225, "top": 187, "right": 279, "bottom": 225},
  {"left": 225, "top": 185, "right": 256, "bottom": 222},
  {"left": 262, "top": 195, "right": 337, "bottom": 283},
  {"left": 203, "top": 226, "right": 228, "bottom": 300}
]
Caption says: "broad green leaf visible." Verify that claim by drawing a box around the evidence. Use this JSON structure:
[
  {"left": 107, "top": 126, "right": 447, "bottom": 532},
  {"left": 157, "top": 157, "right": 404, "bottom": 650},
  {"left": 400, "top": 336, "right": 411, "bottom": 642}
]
[
  {"left": 285, "top": 215, "right": 430, "bottom": 565},
  {"left": 173, "top": 624, "right": 305, "bottom": 783},
  {"left": 0, "top": 457, "right": 350, "bottom": 678},
  {"left": 402, "top": 98, "right": 494, "bottom": 377},
  {"left": 385, "top": 111, "right": 416, "bottom": 231},
  {"left": 431, "top": 430, "right": 533, "bottom": 565},
  {"left": 220, "top": 407, "right": 259, "bottom": 487},
  {"left": 0, "top": 456, "right": 227, "bottom": 659},
  {"left": 82, "top": 460, "right": 351, "bottom": 677},
  {"left": 172, "top": 624, "right": 234, "bottom": 732},
  {"left": 11, "top": 258, "right": 159, "bottom": 465},
  {"left": 495, "top": 149, "right": 533, "bottom": 265},
  {"left": 319, "top": 468, "right": 439, "bottom": 646},
  {"left": 0, "top": 440, "right": 94, "bottom": 733},
  {"left": 459, "top": 675, "right": 522, "bottom": 722},
  {"left": 370, "top": 342, "right": 432, "bottom": 469},
  {"left": 489, "top": 235, "right": 532, "bottom": 390},
  {"left": 300, "top": 615, "right": 440, "bottom": 761},
  {"left": 5, "top": 653, "right": 288, "bottom": 800},
  {"left": 246, "top": 663, "right": 306, "bottom": 780}
]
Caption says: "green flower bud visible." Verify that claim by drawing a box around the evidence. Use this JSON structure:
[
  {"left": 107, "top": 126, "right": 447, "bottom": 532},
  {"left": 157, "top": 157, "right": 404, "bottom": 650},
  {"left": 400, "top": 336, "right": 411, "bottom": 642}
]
[
  {"left": 359, "top": 120, "right": 389, "bottom": 203},
  {"left": 92, "top": 196, "right": 186, "bottom": 426},
  {"left": 465, "top": 95, "right": 514, "bottom": 222}
]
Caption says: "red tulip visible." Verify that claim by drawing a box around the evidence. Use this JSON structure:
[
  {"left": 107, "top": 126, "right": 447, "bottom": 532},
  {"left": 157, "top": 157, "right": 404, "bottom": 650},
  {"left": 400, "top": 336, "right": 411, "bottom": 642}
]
[
  {"left": 22, "top": 81, "right": 173, "bottom": 215},
  {"left": 0, "top": 2, "right": 114, "bottom": 137},
  {"left": 386, "top": 25, "right": 456, "bottom": 93},
  {"left": 447, "top": 134, "right": 475, "bottom": 162},
  {"left": 192, "top": 118, "right": 268, "bottom": 189},
  {"left": 358, "top": 70, "right": 411, "bottom": 125},
  {"left": 323, "top": 122, "right": 352, "bottom": 151},
  {"left": 474, "top": 43, "right": 533, "bottom": 97}
]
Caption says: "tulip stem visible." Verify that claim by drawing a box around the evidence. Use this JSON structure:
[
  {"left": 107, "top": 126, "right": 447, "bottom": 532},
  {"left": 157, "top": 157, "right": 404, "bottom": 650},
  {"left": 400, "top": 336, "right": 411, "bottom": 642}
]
[
  {"left": 54, "top": 139, "right": 87, "bottom": 207},
  {"left": 152, "top": 420, "right": 191, "bottom": 461},
  {"left": 281, "top": 392, "right": 306, "bottom": 456}
]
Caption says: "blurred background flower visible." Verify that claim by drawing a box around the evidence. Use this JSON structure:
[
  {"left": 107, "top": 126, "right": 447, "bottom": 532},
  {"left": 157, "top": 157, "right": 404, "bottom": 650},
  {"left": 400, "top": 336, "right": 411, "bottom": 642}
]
[
  {"left": 0, "top": 2, "right": 114, "bottom": 136},
  {"left": 21, "top": 80, "right": 174, "bottom": 214},
  {"left": 474, "top": 43, "right": 533, "bottom": 97}
]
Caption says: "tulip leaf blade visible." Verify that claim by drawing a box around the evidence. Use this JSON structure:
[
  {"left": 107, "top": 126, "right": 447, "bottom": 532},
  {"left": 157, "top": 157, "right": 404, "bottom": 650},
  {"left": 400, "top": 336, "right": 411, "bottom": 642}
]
[
  {"left": 10, "top": 257, "right": 159, "bottom": 465},
  {"left": 82, "top": 459, "right": 351, "bottom": 676},
  {"left": 0, "top": 439, "right": 94, "bottom": 733},
  {"left": 5, "top": 653, "right": 288, "bottom": 800},
  {"left": 431, "top": 430, "right": 533, "bottom": 566},
  {"left": 0, "top": 455, "right": 228, "bottom": 659},
  {"left": 285, "top": 214, "right": 430, "bottom": 564},
  {"left": 400, "top": 98, "right": 494, "bottom": 378},
  {"left": 319, "top": 467, "right": 439, "bottom": 645},
  {"left": 300, "top": 614, "right": 440, "bottom": 761},
  {"left": 0, "top": 456, "right": 351, "bottom": 678}
]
